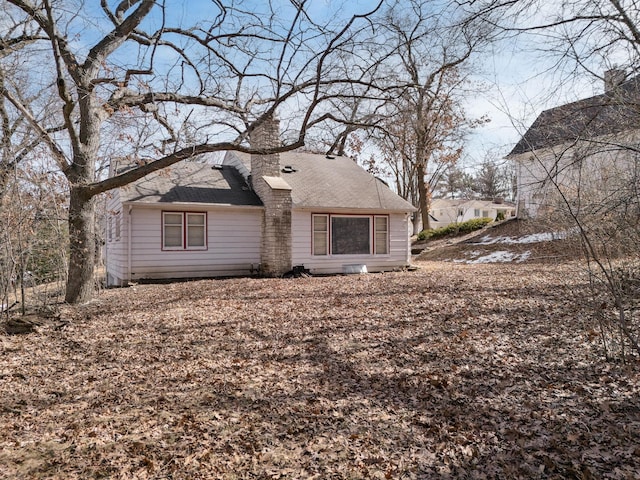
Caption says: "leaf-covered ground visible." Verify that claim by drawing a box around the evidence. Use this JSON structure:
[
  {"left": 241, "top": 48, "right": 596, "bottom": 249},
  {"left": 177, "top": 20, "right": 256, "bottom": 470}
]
[{"left": 1, "top": 261, "right": 639, "bottom": 479}]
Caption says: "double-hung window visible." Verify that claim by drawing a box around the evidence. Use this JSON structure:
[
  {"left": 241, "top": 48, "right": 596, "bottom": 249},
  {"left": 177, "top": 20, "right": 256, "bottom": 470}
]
[
  {"left": 162, "top": 212, "right": 206, "bottom": 250},
  {"left": 312, "top": 214, "right": 389, "bottom": 256},
  {"left": 374, "top": 216, "right": 388, "bottom": 254}
]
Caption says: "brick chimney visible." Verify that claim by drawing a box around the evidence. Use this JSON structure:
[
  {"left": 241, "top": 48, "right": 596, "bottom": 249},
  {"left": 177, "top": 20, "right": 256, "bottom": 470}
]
[
  {"left": 250, "top": 115, "right": 292, "bottom": 276},
  {"left": 604, "top": 68, "right": 626, "bottom": 92}
]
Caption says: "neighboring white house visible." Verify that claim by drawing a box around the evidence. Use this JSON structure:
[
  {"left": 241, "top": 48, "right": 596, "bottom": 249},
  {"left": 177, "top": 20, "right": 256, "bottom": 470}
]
[
  {"left": 428, "top": 198, "right": 516, "bottom": 230},
  {"left": 507, "top": 70, "right": 640, "bottom": 218},
  {"left": 104, "top": 118, "right": 416, "bottom": 286}
]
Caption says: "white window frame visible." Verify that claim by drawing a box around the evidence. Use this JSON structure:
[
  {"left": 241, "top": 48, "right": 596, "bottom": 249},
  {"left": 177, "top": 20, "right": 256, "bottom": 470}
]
[
  {"left": 107, "top": 216, "right": 113, "bottom": 242},
  {"left": 474, "top": 209, "right": 480, "bottom": 217},
  {"left": 162, "top": 211, "right": 207, "bottom": 251}
]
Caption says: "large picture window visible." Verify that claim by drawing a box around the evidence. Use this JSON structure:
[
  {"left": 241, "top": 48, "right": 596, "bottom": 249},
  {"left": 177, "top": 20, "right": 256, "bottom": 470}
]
[
  {"left": 312, "top": 214, "right": 389, "bottom": 256},
  {"left": 332, "top": 216, "right": 370, "bottom": 254},
  {"left": 162, "top": 212, "right": 206, "bottom": 250}
]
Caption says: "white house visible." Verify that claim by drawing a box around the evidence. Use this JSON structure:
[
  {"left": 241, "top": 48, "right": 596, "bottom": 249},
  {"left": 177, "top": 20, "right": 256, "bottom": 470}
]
[
  {"left": 428, "top": 198, "right": 516, "bottom": 230},
  {"left": 508, "top": 70, "right": 640, "bottom": 218},
  {"left": 104, "top": 118, "right": 416, "bottom": 286}
]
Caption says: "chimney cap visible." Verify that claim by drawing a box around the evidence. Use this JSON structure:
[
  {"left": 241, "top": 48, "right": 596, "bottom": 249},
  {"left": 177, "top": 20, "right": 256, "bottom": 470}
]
[{"left": 604, "top": 68, "right": 626, "bottom": 92}]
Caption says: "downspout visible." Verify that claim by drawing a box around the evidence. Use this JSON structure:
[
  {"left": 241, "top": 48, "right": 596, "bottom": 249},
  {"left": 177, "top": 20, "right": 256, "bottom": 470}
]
[
  {"left": 406, "top": 212, "right": 412, "bottom": 264},
  {"left": 127, "top": 205, "right": 132, "bottom": 285},
  {"left": 104, "top": 213, "right": 109, "bottom": 285}
]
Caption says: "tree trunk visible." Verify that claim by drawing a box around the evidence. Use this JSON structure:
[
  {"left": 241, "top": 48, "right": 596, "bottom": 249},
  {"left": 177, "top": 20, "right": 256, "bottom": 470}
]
[
  {"left": 417, "top": 162, "right": 431, "bottom": 231},
  {"left": 64, "top": 187, "right": 96, "bottom": 303}
]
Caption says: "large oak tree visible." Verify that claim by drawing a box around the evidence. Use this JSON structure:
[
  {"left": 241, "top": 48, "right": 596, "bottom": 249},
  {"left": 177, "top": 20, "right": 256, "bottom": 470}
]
[{"left": 1, "top": 0, "right": 390, "bottom": 303}]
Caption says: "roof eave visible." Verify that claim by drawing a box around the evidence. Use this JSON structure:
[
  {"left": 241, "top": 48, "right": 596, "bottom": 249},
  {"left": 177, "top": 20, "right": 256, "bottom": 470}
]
[{"left": 122, "top": 200, "right": 264, "bottom": 210}]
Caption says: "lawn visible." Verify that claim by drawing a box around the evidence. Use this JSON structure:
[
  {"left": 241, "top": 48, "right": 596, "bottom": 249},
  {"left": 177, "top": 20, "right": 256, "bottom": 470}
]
[{"left": 1, "top": 261, "right": 639, "bottom": 479}]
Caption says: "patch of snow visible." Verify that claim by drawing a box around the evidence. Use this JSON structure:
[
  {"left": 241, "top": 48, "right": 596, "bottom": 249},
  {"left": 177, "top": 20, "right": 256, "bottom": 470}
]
[
  {"left": 475, "top": 231, "right": 569, "bottom": 245},
  {"left": 466, "top": 250, "right": 532, "bottom": 264}
]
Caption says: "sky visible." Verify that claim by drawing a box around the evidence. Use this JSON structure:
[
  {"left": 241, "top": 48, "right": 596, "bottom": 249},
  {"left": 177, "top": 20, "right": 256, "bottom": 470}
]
[
  {"left": 77, "top": 1, "right": 602, "bottom": 159},
  {"left": 13, "top": 0, "right": 622, "bottom": 172}
]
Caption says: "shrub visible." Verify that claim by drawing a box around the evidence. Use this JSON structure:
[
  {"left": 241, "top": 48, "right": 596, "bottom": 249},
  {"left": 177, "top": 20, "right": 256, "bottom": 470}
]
[{"left": 417, "top": 217, "right": 492, "bottom": 241}]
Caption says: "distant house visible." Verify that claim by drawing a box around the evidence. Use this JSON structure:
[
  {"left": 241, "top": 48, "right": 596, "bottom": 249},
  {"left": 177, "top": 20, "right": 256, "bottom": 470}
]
[
  {"left": 104, "top": 118, "right": 416, "bottom": 286},
  {"left": 507, "top": 70, "right": 640, "bottom": 218},
  {"left": 429, "top": 198, "right": 515, "bottom": 229}
]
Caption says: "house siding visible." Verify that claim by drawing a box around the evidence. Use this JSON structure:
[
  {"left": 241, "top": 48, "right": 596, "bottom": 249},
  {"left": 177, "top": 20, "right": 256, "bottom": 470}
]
[
  {"left": 512, "top": 130, "right": 640, "bottom": 218},
  {"left": 429, "top": 200, "right": 516, "bottom": 229},
  {"left": 291, "top": 209, "right": 411, "bottom": 274},
  {"left": 104, "top": 190, "right": 128, "bottom": 286},
  {"left": 105, "top": 204, "right": 262, "bottom": 283}
]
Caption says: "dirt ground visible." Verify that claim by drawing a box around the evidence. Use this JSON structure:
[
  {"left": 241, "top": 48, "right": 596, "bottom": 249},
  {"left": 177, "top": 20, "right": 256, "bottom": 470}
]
[
  {"left": 1, "top": 256, "right": 639, "bottom": 479},
  {"left": 415, "top": 218, "right": 583, "bottom": 264}
]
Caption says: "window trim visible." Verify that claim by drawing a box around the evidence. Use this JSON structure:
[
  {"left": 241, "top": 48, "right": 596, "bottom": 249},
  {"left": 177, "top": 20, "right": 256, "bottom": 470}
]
[
  {"left": 311, "top": 213, "right": 389, "bottom": 257},
  {"left": 162, "top": 211, "right": 208, "bottom": 251}
]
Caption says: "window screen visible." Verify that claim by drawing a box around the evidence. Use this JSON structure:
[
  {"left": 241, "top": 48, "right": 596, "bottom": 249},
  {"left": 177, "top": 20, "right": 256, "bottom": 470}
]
[{"left": 331, "top": 216, "right": 370, "bottom": 255}]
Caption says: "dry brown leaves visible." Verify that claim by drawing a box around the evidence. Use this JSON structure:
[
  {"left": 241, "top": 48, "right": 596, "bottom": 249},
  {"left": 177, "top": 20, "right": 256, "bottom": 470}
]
[{"left": 1, "top": 261, "right": 639, "bottom": 479}]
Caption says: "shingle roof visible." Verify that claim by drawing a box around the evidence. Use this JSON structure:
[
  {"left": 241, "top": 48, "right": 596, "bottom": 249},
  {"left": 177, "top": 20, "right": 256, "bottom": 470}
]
[
  {"left": 508, "top": 74, "right": 640, "bottom": 156},
  {"left": 227, "top": 151, "right": 416, "bottom": 212},
  {"left": 120, "top": 161, "right": 261, "bottom": 206}
]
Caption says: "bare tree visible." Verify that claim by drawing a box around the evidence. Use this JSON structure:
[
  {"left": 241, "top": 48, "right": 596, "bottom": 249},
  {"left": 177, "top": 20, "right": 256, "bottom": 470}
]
[
  {"left": 471, "top": 0, "right": 640, "bottom": 359},
  {"left": 1, "top": 0, "right": 393, "bottom": 303},
  {"left": 433, "top": 164, "right": 476, "bottom": 199},
  {"left": 371, "top": 1, "right": 491, "bottom": 232}
]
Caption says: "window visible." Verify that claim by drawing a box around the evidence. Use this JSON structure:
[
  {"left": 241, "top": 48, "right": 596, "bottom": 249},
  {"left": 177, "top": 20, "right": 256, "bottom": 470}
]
[
  {"left": 374, "top": 216, "right": 388, "bottom": 254},
  {"left": 457, "top": 208, "right": 464, "bottom": 217},
  {"left": 474, "top": 209, "right": 480, "bottom": 217},
  {"left": 482, "top": 210, "right": 489, "bottom": 218},
  {"left": 332, "top": 216, "right": 370, "bottom": 254},
  {"left": 163, "top": 212, "right": 206, "bottom": 250},
  {"left": 114, "top": 213, "right": 121, "bottom": 241},
  {"left": 312, "top": 214, "right": 389, "bottom": 256},
  {"left": 312, "top": 214, "right": 328, "bottom": 255},
  {"left": 107, "top": 217, "right": 113, "bottom": 242},
  {"left": 186, "top": 213, "right": 205, "bottom": 247}
]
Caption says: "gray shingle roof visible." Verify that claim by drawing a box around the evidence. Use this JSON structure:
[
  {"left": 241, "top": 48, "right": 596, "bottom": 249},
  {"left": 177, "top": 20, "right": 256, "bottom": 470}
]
[
  {"left": 227, "top": 151, "right": 416, "bottom": 212},
  {"left": 281, "top": 152, "right": 415, "bottom": 211},
  {"left": 120, "top": 161, "right": 261, "bottom": 206},
  {"left": 120, "top": 151, "right": 415, "bottom": 212},
  {"left": 508, "top": 74, "right": 640, "bottom": 156}
]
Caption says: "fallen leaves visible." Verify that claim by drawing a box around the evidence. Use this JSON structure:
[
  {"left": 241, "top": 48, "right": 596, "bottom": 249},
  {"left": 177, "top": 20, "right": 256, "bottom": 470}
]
[{"left": 1, "top": 260, "right": 639, "bottom": 478}]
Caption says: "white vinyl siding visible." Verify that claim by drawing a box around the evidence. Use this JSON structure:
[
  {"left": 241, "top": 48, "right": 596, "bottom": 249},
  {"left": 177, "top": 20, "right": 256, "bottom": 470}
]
[
  {"left": 104, "top": 192, "right": 128, "bottom": 286},
  {"left": 129, "top": 206, "right": 261, "bottom": 280}
]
